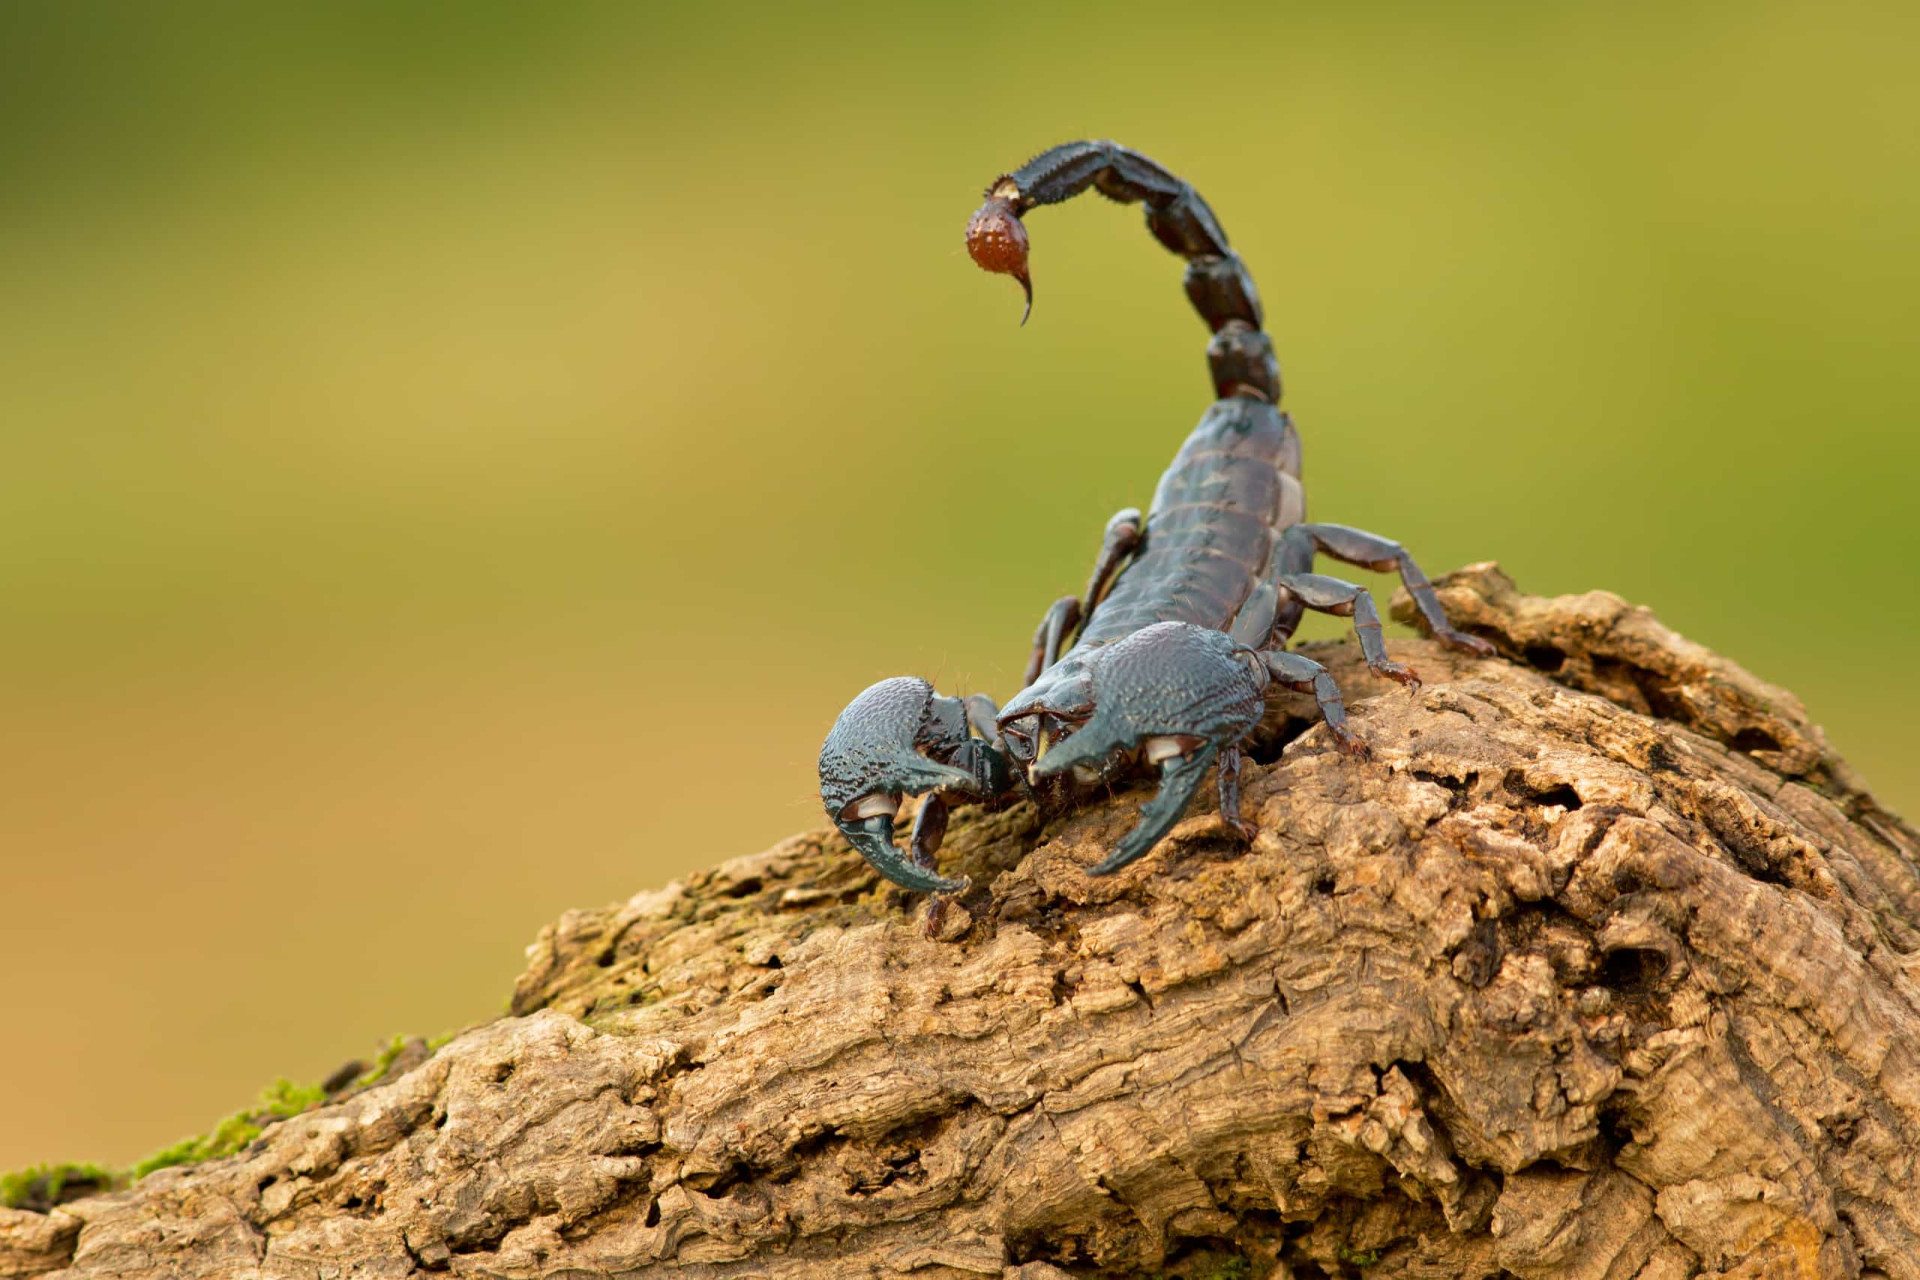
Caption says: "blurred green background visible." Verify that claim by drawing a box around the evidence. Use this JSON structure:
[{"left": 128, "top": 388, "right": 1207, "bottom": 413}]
[{"left": 2, "top": 0, "right": 1915, "bottom": 1170}]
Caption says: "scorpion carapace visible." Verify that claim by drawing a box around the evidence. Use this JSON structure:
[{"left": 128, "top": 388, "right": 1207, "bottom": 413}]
[{"left": 820, "top": 140, "right": 1494, "bottom": 908}]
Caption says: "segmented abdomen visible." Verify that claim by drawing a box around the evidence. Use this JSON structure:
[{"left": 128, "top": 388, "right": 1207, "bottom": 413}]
[{"left": 1076, "top": 396, "right": 1304, "bottom": 649}]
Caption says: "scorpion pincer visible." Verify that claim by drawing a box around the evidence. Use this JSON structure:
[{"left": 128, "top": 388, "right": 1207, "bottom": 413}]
[{"left": 818, "top": 141, "right": 1494, "bottom": 904}]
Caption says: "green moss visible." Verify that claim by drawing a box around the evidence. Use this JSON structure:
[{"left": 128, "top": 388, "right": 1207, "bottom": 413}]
[
  {"left": 1203, "top": 1259, "right": 1252, "bottom": 1280},
  {"left": 8, "top": 1035, "right": 449, "bottom": 1205},
  {"left": 260, "top": 1077, "right": 326, "bottom": 1112},
  {"left": 350, "top": 1035, "right": 411, "bottom": 1090},
  {"left": 0, "top": 1161, "right": 121, "bottom": 1211},
  {"left": 338, "top": 1029, "right": 456, "bottom": 1091},
  {"left": 130, "top": 1076, "right": 325, "bottom": 1181},
  {"left": 1338, "top": 1245, "right": 1383, "bottom": 1269}
]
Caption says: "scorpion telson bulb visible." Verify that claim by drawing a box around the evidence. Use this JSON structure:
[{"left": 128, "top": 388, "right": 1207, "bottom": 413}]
[{"left": 964, "top": 195, "right": 1032, "bottom": 323}]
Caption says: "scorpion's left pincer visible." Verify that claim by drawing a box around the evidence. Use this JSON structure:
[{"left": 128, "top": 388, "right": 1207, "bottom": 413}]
[{"left": 818, "top": 676, "right": 1012, "bottom": 895}]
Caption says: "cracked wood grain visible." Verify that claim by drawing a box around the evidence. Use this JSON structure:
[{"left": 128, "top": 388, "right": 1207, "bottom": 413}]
[{"left": 6, "top": 565, "right": 1917, "bottom": 1279}]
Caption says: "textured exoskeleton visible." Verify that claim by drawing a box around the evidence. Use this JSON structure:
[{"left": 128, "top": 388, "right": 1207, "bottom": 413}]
[{"left": 820, "top": 141, "right": 1493, "bottom": 908}]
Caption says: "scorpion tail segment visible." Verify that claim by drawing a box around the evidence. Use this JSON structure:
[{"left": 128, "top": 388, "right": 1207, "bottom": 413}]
[
  {"left": 1090, "top": 745, "right": 1220, "bottom": 877},
  {"left": 1002, "top": 141, "right": 1185, "bottom": 210},
  {"left": 836, "top": 814, "right": 971, "bottom": 895},
  {"left": 965, "top": 196, "right": 1032, "bottom": 323},
  {"left": 970, "top": 141, "right": 1278, "bottom": 398}
]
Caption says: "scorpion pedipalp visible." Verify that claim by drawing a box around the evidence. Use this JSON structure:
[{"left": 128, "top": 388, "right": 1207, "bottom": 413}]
[
  {"left": 818, "top": 677, "right": 1006, "bottom": 894},
  {"left": 1091, "top": 746, "right": 1222, "bottom": 875},
  {"left": 1012, "top": 622, "right": 1268, "bottom": 875}
]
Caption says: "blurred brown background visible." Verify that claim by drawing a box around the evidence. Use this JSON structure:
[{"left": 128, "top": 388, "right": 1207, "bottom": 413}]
[{"left": 2, "top": 1, "right": 1915, "bottom": 1170}]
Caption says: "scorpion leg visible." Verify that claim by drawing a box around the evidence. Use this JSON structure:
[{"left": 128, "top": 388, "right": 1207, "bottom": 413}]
[
  {"left": 1215, "top": 744, "right": 1258, "bottom": 842},
  {"left": 909, "top": 793, "right": 951, "bottom": 874},
  {"left": 1020, "top": 508, "right": 1142, "bottom": 687},
  {"left": 1022, "top": 596, "right": 1083, "bottom": 687},
  {"left": 1082, "top": 507, "right": 1142, "bottom": 616},
  {"left": 1272, "top": 572, "right": 1423, "bottom": 693},
  {"left": 1297, "top": 523, "right": 1496, "bottom": 657},
  {"left": 910, "top": 792, "right": 963, "bottom": 938},
  {"left": 1264, "top": 649, "right": 1370, "bottom": 758}
]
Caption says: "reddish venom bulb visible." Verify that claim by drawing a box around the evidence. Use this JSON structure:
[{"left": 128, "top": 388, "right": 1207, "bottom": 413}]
[{"left": 965, "top": 196, "right": 1033, "bottom": 323}]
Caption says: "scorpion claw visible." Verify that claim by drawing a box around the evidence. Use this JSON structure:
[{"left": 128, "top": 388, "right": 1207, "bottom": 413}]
[
  {"left": 819, "top": 677, "right": 1010, "bottom": 894},
  {"left": 837, "top": 814, "right": 972, "bottom": 897},
  {"left": 1089, "top": 746, "right": 1220, "bottom": 876},
  {"left": 1006, "top": 623, "right": 1268, "bottom": 877}
]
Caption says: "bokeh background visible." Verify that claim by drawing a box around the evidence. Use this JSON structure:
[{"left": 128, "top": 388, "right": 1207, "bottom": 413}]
[{"left": 3, "top": 0, "right": 1915, "bottom": 1171}]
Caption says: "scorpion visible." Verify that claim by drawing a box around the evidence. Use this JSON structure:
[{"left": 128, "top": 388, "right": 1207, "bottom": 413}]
[{"left": 818, "top": 140, "right": 1493, "bottom": 908}]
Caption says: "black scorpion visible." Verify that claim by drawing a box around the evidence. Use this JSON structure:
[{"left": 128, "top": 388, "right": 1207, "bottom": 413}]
[{"left": 819, "top": 141, "right": 1493, "bottom": 905}]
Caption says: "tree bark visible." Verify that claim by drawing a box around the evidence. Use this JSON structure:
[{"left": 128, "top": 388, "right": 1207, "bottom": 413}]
[{"left": 6, "top": 565, "right": 1918, "bottom": 1279}]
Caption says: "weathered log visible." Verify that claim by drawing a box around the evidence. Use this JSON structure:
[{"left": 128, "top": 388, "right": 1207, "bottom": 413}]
[{"left": 6, "top": 565, "right": 1917, "bottom": 1279}]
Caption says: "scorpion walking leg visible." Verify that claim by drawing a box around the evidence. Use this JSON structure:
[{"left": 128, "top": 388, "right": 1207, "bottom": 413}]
[
  {"left": 1081, "top": 507, "right": 1142, "bottom": 616},
  {"left": 1215, "top": 745, "right": 1258, "bottom": 842},
  {"left": 1297, "top": 523, "right": 1496, "bottom": 656},
  {"left": 911, "top": 793, "right": 961, "bottom": 938},
  {"left": 909, "top": 793, "right": 950, "bottom": 872},
  {"left": 1022, "top": 596, "right": 1083, "bottom": 686},
  {"left": 1020, "top": 507, "right": 1142, "bottom": 686},
  {"left": 1264, "top": 649, "right": 1369, "bottom": 758},
  {"left": 1273, "top": 572, "right": 1423, "bottom": 691}
]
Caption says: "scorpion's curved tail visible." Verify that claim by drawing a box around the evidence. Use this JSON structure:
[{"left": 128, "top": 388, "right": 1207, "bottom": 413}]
[{"left": 965, "top": 140, "right": 1278, "bottom": 404}]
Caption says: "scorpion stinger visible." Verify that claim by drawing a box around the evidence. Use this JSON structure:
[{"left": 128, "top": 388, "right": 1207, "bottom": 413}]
[
  {"left": 965, "top": 193, "right": 1032, "bottom": 323},
  {"left": 820, "top": 141, "right": 1495, "bottom": 914}
]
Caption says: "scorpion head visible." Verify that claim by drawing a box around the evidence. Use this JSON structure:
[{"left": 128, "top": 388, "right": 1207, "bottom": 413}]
[
  {"left": 818, "top": 676, "right": 1003, "bottom": 895},
  {"left": 999, "top": 622, "right": 1269, "bottom": 874},
  {"left": 994, "top": 653, "right": 1098, "bottom": 787}
]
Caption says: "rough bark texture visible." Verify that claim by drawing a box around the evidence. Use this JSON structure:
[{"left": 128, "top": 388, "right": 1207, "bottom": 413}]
[{"left": 7, "top": 565, "right": 1918, "bottom": 1279}]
